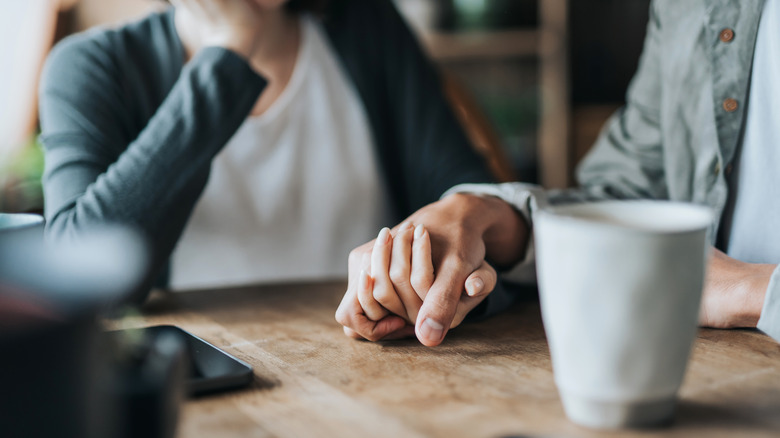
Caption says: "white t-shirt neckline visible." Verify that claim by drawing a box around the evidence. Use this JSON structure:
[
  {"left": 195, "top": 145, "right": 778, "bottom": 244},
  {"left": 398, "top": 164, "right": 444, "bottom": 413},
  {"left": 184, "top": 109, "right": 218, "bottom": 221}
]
[
  {"left": 248, "top": 15, "right": 314, "bottom": 126},
  {"left": 169, "top": 15, "right": 393, "bottom": 290}
]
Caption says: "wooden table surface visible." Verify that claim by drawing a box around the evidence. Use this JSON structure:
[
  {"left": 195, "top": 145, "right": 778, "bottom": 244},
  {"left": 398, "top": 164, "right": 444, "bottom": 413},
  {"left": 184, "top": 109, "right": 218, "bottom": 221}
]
[{"left": 115, "top": 281, "right": 780, "bottom": 438}]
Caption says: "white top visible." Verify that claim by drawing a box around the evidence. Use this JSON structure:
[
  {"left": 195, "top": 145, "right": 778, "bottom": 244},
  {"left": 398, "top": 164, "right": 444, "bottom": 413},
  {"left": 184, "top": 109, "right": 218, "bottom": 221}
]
[
  {"left": 726, "top": 0, "right": 780, "bottom": 264},
  {"left": 169, "top": 16, "right": 392, "bottom": 290}
]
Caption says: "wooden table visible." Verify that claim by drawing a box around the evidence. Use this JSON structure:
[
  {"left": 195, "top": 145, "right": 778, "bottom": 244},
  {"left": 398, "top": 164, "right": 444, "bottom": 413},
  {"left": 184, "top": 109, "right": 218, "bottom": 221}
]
[{"left": 115, "top": 282, "right": 780, "bottom": 438}]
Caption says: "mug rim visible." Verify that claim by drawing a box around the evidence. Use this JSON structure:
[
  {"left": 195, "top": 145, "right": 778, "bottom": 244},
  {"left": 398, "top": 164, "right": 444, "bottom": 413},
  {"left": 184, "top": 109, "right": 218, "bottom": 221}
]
[
  {"left": 0, "top": 213, "right": 45, "bottom": 232},
  {"left": 535, "top": 200, "right": 712, "bottom": 235}
]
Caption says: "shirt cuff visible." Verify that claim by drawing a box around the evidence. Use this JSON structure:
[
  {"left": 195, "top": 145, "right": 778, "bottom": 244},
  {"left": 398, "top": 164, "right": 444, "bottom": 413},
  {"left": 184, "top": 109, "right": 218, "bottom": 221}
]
[
  {"left": 441, "top": 182, "right": 546, "bottom": 283},
  {"left": 757, "top": 265, "right": 780, "bottom": 343}
]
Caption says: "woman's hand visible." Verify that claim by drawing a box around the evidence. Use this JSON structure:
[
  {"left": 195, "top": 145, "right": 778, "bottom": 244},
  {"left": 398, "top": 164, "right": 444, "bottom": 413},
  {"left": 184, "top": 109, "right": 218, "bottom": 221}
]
[
  {"left": 334, "top": 227, "right": 417, "bottom": 342},
  {"left": 171, "top": 0, "right": 264, "bottom": 60}
]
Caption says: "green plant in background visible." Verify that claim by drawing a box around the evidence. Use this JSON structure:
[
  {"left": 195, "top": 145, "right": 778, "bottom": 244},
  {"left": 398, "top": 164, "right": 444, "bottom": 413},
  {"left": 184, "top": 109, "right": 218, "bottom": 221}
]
[
  {"left": 447, "top": 0, "right": 537, "bottom": 31},
  {"left": 452, "top": 0, "right": 489, "bottom": 29},
  {"left": 0, "top": 135, "right": 45, "bottom": 213}
]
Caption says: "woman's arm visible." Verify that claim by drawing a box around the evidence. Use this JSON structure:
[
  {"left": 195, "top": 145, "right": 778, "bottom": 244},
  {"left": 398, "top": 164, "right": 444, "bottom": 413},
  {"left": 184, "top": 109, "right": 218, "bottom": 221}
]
[{"left": 39, "top": 26, "right": 266, "bottom": 290}]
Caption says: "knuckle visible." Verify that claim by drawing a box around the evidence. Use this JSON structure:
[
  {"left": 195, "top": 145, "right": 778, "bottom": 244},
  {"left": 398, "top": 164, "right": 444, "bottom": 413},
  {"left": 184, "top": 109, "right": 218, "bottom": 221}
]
[
  {"left": 442, "top": 254, "right": 474, "bottom": 276},
  {"left": 343, "top": 327, "right": 363, "bottom": 340},
  {"left": 362, "top": 329, "right": 382, "bottom": 342},
  {"left": 348, "top": 248, "right": 364, "bottom": 266},
  {"left": 388, "top": 266, "right": 409, "bottom": 286},
  {"left": 410, "top": 272, "right": 433, "bottom": 292},
  {"left": 356, "top": 289, "right": 371, "bottom": 306},
  {"left": 451, "top": 254, "right": 470, "bottom": 270},
  {"left": 372, "top": 287, "right": 394, "bottom": 304}
]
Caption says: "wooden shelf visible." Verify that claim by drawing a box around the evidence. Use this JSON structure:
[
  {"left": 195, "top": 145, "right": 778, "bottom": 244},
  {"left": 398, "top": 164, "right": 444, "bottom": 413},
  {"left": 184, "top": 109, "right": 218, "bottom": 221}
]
[{"left": 420, "top": 29, "right": 539, "bottom": 61}]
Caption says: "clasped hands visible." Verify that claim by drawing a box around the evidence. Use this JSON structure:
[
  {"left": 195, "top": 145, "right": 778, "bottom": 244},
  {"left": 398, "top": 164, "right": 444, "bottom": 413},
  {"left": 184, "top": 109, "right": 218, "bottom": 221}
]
[{"left": 335, "top": 193, "right": 529, "bottom": 346}]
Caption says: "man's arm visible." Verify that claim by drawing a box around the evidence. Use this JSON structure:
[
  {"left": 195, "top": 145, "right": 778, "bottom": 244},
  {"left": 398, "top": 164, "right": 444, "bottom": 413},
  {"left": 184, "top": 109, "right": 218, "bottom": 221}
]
[
  {"left": 700, "top": 249, "right": 779, "bottom": 337},
  {"left": 337, "top": 0, "right": 672, "bottom": 345}
]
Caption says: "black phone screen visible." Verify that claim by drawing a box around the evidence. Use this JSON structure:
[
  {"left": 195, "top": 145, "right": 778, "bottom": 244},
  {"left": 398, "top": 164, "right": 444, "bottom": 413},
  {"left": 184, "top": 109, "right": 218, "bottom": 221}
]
[{"left": 114, "top": 325, "right": 254, "bottom": 395}]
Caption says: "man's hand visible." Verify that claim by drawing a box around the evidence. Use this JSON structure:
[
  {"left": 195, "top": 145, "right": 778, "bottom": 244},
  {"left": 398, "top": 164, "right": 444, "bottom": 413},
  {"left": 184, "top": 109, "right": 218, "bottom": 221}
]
[
  {"left": 336, "top": 193, "right": 528, "bottom": 346},
  {"left": 700, "top": 248, "right": 774, "bottom": 328}
]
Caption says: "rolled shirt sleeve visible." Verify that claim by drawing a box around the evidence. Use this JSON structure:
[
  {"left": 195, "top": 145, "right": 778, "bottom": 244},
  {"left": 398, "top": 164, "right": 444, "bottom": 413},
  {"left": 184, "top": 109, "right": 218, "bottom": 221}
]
[{"left": 757, "top": 266, "right": 780, "bottom": 342}]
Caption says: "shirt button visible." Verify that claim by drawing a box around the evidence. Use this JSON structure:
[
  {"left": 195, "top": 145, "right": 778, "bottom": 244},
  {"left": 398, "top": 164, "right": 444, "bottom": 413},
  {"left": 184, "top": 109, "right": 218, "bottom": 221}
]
[
  {"left": 714, "top": 162, "right": 721, "bottom": 176},
  {"left": 723, "top": 98, "right": 738, "bottom": 112},
  {"left": 720, "top": 28, "right": 735, "bottom": 43}
]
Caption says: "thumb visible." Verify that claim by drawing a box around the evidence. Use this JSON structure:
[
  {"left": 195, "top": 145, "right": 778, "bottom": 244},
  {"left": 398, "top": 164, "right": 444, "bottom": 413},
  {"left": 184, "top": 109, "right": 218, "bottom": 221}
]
[
  {"left": 414, "top": 259, "right": 467, "bottom": 347},
  {"left": 464, "top": 261, "right": 497, "bottom": 298}
]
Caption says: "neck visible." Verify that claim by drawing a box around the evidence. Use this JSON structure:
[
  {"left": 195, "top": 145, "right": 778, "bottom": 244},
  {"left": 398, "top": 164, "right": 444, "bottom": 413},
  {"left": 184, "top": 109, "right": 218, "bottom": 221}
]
[{"left": 247, "top": 9, "right": 300, "bottom": 74}]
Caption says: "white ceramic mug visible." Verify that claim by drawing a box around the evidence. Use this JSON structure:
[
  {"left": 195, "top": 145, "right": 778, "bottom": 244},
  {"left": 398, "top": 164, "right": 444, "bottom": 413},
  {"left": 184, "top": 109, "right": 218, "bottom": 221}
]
[{"left": 534, "top": 200, "right": 712, "bottom": 429}]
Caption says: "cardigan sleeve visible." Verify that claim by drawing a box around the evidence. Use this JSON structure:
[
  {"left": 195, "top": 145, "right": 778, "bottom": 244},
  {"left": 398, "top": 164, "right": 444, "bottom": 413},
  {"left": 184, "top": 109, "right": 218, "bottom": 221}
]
[{"left": 39, "top": 32, "right": 267, "bottom": 289}]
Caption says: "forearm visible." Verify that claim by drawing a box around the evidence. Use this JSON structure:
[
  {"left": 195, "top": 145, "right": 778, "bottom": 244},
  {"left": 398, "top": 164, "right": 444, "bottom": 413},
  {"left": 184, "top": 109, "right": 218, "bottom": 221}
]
[{"left": 42, "top": 48, "right": 266, "bottom": 256}]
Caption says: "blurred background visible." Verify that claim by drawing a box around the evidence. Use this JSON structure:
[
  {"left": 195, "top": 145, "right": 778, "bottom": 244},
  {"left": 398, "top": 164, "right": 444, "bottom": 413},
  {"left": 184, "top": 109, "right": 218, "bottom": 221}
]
[{"left": 0, "top": 0, "right": 651, "bottom": 213}]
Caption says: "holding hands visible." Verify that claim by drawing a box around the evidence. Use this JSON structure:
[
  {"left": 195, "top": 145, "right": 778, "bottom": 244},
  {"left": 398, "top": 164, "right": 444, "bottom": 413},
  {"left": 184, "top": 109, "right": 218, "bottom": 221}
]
[{"left": 336, "top": 193, "right": 528, "bottom": 346}]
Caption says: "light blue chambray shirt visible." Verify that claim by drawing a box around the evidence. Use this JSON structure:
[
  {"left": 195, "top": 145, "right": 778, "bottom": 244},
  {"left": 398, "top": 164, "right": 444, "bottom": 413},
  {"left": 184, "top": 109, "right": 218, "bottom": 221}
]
[{"left": 447, "top": 0, "right": 780, "bottom": 343}]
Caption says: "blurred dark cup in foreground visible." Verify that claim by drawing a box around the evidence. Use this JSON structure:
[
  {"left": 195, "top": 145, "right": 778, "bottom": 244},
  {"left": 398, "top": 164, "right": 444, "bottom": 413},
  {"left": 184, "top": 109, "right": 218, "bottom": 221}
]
[{"left": 0, "top": 221, "right": 185, "bottom": 438}]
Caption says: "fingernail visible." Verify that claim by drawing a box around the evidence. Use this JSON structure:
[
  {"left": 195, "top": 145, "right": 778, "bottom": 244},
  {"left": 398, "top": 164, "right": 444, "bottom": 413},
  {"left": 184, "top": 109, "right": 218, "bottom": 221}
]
[
  {"left": 399, "top": 221, "right": 412, "bottom": 232},
  {"left": 420, "top": 318, "right": 444, "bottom": 343},
  {"left": 466, "top": 278, "right": 484, "bottom": 296},
  {"left": 377, "top": 227, "right": 391, "bottom": 245},
  {"left": 414, "top": 224, "right": 425, "bottom": 240}
]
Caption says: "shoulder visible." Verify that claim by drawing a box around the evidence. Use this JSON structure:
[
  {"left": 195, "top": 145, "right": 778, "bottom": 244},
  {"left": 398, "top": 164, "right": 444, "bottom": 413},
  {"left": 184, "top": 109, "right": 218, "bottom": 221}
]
[
  {"left": 41, "top": 10, "right": 176, "bottom": 95},
  {"left": 43, "top": 28, "right": 117, "bottom": 91}
]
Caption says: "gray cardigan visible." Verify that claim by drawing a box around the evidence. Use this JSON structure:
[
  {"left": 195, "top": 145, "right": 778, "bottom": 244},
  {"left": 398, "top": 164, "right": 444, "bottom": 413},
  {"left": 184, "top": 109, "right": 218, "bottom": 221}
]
[{"left": 38, "top": 0, "right": 504, "bottom": 307}]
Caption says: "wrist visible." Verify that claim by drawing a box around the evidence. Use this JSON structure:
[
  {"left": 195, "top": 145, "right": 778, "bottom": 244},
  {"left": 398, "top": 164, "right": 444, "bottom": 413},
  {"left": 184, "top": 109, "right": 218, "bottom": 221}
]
[
  {"left": 736, "top": 264, "right": 774, "bottom": 327},
  {"left": 442, "top": 193, "right": 528, "bottom": 269}
]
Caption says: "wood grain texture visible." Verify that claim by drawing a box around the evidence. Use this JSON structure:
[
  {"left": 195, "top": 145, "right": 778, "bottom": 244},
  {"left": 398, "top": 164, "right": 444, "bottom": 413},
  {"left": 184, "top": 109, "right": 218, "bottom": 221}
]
[{"left": 113, "top": 282, "right": 780, "bottom": 438}]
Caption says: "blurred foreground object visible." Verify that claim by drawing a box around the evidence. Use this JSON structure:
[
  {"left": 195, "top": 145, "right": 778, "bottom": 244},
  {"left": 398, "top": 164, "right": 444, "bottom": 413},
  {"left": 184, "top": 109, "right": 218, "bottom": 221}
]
[
  {"left": 0, "top": 0, "right": 76, "bottom": 212},
  {"left": 0, "top": 217, "right": 184, "bottom": 438}
]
